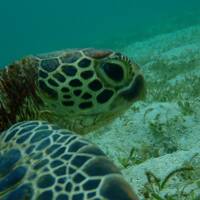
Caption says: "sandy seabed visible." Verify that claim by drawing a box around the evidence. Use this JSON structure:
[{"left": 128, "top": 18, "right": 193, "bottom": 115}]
[{"left": 86, "top": 25, "right": 200, "bottom": 199}]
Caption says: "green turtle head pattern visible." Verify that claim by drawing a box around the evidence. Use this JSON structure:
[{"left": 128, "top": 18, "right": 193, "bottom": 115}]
[
  {"left": 0, "top": 48, "right": 143, "bottom": 199},
  {"left": 0, "top": 48, "right": 145, "bottom": 134},
  {"left": 36, "top": 48, "right": 145, "bottom": 134},
  {"left": 0, "top": 120, "right": 139, "bottom": 200}
]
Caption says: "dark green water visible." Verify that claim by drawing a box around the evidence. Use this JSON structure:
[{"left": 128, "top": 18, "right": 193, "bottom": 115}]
[{"left": 0, "top": 0, "right": 200, "bottom": 66}]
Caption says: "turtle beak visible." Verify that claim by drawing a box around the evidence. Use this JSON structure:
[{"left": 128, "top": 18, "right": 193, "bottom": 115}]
[{"left": 120, "top": 74, "right": 146, "bottom": 101}]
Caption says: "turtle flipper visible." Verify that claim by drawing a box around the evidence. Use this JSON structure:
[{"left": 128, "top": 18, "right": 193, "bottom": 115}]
[
  {"left": 0, "top": 149, "right": 33, "bottom": 200},
  {"left": 0, "top": 121, "right": 138, "bottom": 200}
]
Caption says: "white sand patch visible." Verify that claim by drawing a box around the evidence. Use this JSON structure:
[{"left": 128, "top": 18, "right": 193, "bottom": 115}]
[{"left": 87, "top": 25, "right": 200, "bottom": 198}]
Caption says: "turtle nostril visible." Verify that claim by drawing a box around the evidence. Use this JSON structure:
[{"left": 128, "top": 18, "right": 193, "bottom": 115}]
[
  {"left": 121, "top": 75, "right": 145, "bottom": 101},
  {"left": 101, "top": 63, "right": 124, "bottom": 82}
]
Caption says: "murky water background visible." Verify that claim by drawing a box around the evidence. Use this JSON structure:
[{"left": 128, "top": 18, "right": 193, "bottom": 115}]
[{"left": 0, "top": 0, "right": 200, "bottom": 66}]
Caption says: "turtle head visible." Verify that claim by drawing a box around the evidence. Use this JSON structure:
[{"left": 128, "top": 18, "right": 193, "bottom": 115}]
[
  {"left": 93, "top": 50, "right": 145, "bottom": 101},
  {"left": 36, "top": 48, "right": 145, "bottom": 134}
]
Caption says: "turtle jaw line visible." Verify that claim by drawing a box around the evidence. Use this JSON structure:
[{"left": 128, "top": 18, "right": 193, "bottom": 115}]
[{"left": 120, "top": 74, "right": 145, "bottom": 102}]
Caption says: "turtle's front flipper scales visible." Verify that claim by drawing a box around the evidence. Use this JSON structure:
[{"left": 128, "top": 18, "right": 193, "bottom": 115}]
[
  {"left": 0, "top": 121, "right": 138, "bottom": 200},
  {"left": 0, "top": 148, "right": 32, "bottom": 199}
]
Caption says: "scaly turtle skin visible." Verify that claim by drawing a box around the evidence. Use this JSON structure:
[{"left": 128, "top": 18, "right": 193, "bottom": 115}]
[
  {"left": 0, "top": 121, "right": 139, "bottom": 200},
  {"left": 0, "top": 48, "right": 145, "bottom": 134},
  {"left": 0, "top": 48, "right": 145, "bottom": 200}
]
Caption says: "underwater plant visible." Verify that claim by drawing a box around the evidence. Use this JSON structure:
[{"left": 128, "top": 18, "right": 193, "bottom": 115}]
[{"left": 141, "top": 153, "right": 200, "bottom": 199}]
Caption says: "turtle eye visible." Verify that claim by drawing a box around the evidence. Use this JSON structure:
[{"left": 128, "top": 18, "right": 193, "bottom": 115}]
[{"left": 101, "top": 62, "right": 124, "bottom": 82}]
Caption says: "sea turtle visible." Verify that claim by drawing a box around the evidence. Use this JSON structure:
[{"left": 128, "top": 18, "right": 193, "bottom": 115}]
[{"left": 0, "top": 48, "right": 145, "bottom": 200}]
